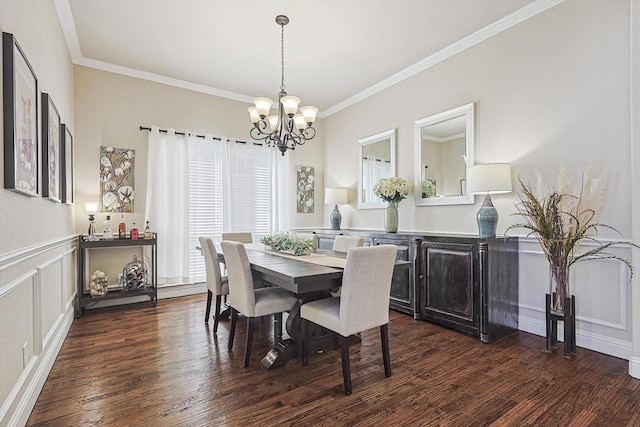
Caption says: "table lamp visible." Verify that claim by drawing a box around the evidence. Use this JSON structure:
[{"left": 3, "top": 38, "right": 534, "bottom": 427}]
[
  {"left": 325, "top": 188, "right": 348, "bottom": 230},
  {"left": 83, "top": 201, "right": 99, "bottom": 237},
  {"left": 466, "top": 164, "right": 512, "bottom": 238}
]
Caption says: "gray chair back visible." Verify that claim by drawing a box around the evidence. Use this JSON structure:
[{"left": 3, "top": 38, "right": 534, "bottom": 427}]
[
  {"left": 222, "top": 232, "right": 253, "bottom": 243},
  {"left": 338, "top": 244, "right": 397, "bottom": 336},
  {"left": 221, "top": 240, "right": 256, "bottom": 316},
  {"left": 332, "top": 235, "right": 364, "bottom": 252},
  {"left": 199, "top": 237, "right": 227, "bottom": 296}
]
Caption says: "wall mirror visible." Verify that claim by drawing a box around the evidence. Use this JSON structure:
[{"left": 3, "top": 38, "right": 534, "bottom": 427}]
[
  {"left": 414, "top": 103, "right": 475, "bottom": 206},
  {"left": 357, "top": 129, "right": 396, "bottom": 209}
]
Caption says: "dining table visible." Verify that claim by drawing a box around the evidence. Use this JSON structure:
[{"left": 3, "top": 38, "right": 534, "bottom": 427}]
[{"left": 213, "top": 242, "right": 410, "bottom": 369}]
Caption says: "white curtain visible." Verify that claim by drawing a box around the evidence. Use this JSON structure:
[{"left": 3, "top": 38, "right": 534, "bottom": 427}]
[{"left": 146, "top": 127, "right": 190, "bottom": 285}]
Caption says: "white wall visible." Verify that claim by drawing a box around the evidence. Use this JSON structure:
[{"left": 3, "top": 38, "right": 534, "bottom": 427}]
[
  {"left": 323, "top": 0, "right": 635, "bottom": 359},
  {"left": 0, "top": 1, "right": 76, "bottom": 425},
  {"left": 73, "top": 66, "right": 325, "bottom": 236}
]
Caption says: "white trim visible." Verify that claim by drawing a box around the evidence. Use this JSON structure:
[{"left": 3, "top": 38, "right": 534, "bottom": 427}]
[
  {"left": 0, "top": 235, "right": 77, "bottom": 273},
  {"left": 321, "top": 0, "right": 565, "bottom": 117},
  {"left": 0, "top": 270, "right": 37, "bottom": 298},
  {"left": 630, "top": 357, "right": 640, "bottom": 379},
  {"left": 3, "top": 306, "right": 74, "bottom": 427},
  {"left": 518, "top": 314, "right": 631, "bottom": 360},
  {"left": 157, "top": 282, "right": 206, "bottom": 299}
]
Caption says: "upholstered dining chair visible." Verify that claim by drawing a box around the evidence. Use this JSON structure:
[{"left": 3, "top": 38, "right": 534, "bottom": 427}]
[
  {"left": 221, "top": 240, "right": 298, "bottom": 367},
  {"left": 332, "top": 235, "right": 364, "bottom": 252},
  {"left": 330, "top": 235, "right": 365, "bottom": 297},
  {"left": 222, "top": 232, "right": 253, "bottom": 243},
  {"left": 300, "top": 244, "right": 398, "bottom": 395},
  {"left": 199, "top": 237, "right": 229, "bottom": 333},
  {"left": 296, "top": 232, "right": 318, "bottom": 249}
]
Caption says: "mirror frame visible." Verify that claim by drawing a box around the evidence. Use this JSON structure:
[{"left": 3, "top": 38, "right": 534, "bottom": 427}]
[
  {"left": 357, "top": 128, "right": 396, "bottom": 209},
  {"left": 414, "top": 103, "right": 475, "bottom": 206}
]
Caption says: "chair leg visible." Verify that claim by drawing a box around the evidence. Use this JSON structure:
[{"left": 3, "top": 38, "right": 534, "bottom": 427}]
[
  {"left": 339, "top": 335, "right": 352, "bottom": 395},
  {"left": 380, "top": 324, "right": 392, "bottom": 377},
  {"left": 228, "top": 308, "right": 237, "bottom": 351},
  {"left": 244, "top": 317, "right": 255, "bottom": 367},
  {"left": 204, "top": 290, "right": 213, "bottom": 323},
  {"left": 213, "top": 295, "right": 222, "bottom": 333},
  {"left": 301, "top": 319, "right": 309, "bottom": 366}
]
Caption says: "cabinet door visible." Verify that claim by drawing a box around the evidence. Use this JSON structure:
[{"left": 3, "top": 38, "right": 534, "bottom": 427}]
[
  {"left": 420, "top": 241, "right": 478, "bottom": 337},
  {"left": 374, "top": 237, "right": 413, "bottom": 315}
]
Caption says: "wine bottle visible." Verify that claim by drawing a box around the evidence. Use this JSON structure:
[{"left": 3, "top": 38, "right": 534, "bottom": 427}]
[
  {"left": 103, "top": 215, "right": 113, "bottom": 240},
  {"left": 118, "top": 215, "right": 126, "bottom": 239},
  {"left": 130, "top": 222, "right": 139, "bottom": 240},
  {"left": 143, "top": 221, "right": 153, "bottom": 239}
]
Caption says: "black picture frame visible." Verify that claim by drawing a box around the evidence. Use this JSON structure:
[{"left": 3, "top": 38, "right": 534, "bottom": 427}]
[
  {"left": 61, "top": 123, "right": 74, "bottom": 204},
  {"left": 42, "top": 93, "right": 61, "bottom": 202},
  {"left": 2, "top": 32, "right": 39, "bottom": 197}
]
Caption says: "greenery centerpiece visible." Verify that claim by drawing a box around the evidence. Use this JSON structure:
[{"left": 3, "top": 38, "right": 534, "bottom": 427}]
[
  {"left": 373, "top": 176, "right": 412, "bottom": 233},
  {"left": 506, "top": 164, "right": 635, "bottom": 315},
  {"left": 260, "top": 233, "right": 315, "bottom": 256}
]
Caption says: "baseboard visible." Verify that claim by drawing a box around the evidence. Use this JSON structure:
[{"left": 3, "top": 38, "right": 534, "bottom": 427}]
[
  {"left": 629, "top": 356, "right": 640, "bottom": 378},
  {"left": 519, "top": 314, "right": 632, "bottom": 360},
  {"left": 5, "top": 305, "right": 74, "bottom": 427},
  {"left": 158, "top": 282, "right": 206, "bottom": 299}
]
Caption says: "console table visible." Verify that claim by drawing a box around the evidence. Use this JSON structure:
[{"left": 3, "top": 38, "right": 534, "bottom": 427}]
[
  {"left": 308, "top": 229, "right": 519, "bottom": 343},
  {"left": 76, "top": 234, "right": 157, "bottom": 317}
]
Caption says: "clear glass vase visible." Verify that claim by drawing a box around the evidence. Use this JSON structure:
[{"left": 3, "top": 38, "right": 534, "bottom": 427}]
[
  {"left": 384, "top": 202, "right": 398, "bottom": 233},
  {"left": 549, "top": 264, "right": 570, "bottom": 315}
]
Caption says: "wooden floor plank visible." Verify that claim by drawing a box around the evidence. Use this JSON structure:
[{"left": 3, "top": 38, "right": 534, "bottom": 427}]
[{"left": 27, "top": 294, "right": 640, "bottom": 426}]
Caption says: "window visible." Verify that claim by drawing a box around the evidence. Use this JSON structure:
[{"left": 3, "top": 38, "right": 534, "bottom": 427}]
[{"left": 188, "top": 139, "right": 272, "bottom": 283}]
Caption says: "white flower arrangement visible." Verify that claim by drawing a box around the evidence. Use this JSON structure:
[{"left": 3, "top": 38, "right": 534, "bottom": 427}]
[
  {"left": 421, "top": 179, "right": 435, "bottom": 197},
  {"left": 373, "top": 177, "right": 412, "bottom": 203}
]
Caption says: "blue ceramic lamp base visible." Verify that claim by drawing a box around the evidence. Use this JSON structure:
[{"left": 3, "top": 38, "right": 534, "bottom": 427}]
[
  {"left": 330, "top": 204, "right": 342, "bottom": 230},
  {"left": 477, "top": 194, "right": 498, "bottom": 238}
]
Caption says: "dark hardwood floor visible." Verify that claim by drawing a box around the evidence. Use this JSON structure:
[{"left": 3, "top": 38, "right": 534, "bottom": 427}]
[{"left": 28, "top": 294, "right": 640, "bottom": 426}]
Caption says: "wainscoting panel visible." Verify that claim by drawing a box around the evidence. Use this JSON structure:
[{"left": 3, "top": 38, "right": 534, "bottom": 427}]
[
  {"left": 0, "top": 236, "right": 76, "bottom": 427},
  {"left": 0, "top": 272, "right": 36, "bottom": 422}
]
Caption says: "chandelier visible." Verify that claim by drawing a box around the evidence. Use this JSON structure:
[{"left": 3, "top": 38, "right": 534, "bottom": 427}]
[{"left": 247, "top": 15, "right": 319, "bottom": 155}]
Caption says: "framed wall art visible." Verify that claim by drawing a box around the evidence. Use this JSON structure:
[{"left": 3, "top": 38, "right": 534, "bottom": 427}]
[
  {"left": 41, "top": 93, "right": 61, "bottom": 202},
  {"left": 296, "top": 165, "right": 314, "bottom": 213},
  {"left": 100, "top": 146, "right": 135, "bottom": 212},
  {"left": 61, "top": 123, "right": 74, "bottom": 204},
  {"left": 2, "top": 32, "right": 39, "bottom": 197}
]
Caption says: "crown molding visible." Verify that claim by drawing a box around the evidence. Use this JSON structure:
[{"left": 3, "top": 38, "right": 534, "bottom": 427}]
[{"left": 54, "top": 0, "right": 564, "bottom": 118}]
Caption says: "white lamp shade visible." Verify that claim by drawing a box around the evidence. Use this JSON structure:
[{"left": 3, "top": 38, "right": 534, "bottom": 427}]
[
  {"left": 325, "top": 187, "right": 348, "bottom": 204},
  {"left": 267, "top": 115, "right": 279, "bottom": 132},
  {"left": 84, "top": 201, "right": 98, "bottom": 214},
  {"left": 466, "top": 163, "right": 512, "bottom": 194},
  {"left": 253, "top": 97, "right": 273, "bottom": 117},
  {"left": 247, "top": 106, "right": 260, "bottom": 123},
  {"left": 293, "top": 114, "right": 306, "bottom": 130},
  {"left": 280, "top": 95, "right": 301, "bottom": 116},
  {"left": 300, "top": 106, "right": 319, "bottom": 124}
]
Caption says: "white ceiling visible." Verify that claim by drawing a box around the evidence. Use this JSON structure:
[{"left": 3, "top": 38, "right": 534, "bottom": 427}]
[{"left": 54, "top": 0, "right": 560, "bottom": 118}]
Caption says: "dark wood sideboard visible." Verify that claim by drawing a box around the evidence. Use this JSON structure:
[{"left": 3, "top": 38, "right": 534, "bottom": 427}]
[{"left": 309, "top": 229, "right": 519, "bottom": 343}]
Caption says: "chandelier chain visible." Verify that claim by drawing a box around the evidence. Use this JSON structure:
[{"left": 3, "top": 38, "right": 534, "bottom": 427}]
[{"left": 280, "top": 23, "right": 286, "bottom": 92}]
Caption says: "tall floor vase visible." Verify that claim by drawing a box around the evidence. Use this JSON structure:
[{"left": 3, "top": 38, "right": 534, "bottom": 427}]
[
  {"left": 546, "top": 263, "right": 576, "bottom": 357},
  {"left": 384, "top": 202, "right": 398, "bottom": 233}
]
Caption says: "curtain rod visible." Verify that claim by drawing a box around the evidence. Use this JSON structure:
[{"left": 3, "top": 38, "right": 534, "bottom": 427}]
[{"left": 139, "top": 126, "right": 257, "bottom": 145}]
